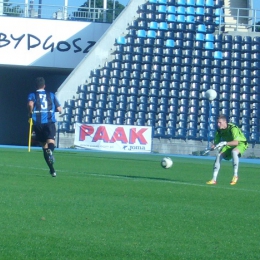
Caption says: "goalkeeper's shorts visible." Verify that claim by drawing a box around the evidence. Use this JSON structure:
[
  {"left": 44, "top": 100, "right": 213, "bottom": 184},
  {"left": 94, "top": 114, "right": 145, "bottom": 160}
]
[{"left": 221, "top": 142, "right": 248, "bottom": 161}]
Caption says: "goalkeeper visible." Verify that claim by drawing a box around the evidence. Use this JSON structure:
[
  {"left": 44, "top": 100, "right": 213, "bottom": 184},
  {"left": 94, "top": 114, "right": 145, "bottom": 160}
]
[{"left": 207, "top": 114, "right": 248, "bottom": 185}]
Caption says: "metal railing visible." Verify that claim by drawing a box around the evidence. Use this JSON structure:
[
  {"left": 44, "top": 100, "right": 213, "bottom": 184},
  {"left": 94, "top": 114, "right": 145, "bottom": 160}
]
[
  {"left": 216, "top": 6, "right": 260, "bottom": 32},
  {"left": 0, "top": 1, "right": 120, "bottom": 23},
  {"left": 1, "top": 1, "right": 260, "bottom": 31}
]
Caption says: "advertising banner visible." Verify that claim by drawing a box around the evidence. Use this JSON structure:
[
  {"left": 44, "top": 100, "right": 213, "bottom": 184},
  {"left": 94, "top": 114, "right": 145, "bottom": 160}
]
[
  {"left": 74, "top": 123, "right": 152, "bottom": 153},
  {"left": 0, "top": 17, "right": 109, "bottom": 68}
]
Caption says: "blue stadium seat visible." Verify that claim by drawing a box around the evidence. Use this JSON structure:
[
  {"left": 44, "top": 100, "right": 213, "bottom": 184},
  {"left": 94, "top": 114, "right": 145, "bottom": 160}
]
[
  {"left": 203, "top": 50, "right": 213, "bottom": 59},
  {"left": 177, "top": 15, "right": 186, "bottom": 23},
  {"left": 252, "top": 69, "right": 260, "bottom": 78},
  {"left": 241, "top": 52, "right": 251, "bottom": 61},
  {"left": 252, "top": 61, "right": 260, "bottom": 69},
  {"left": 201, "top": 58, "right": 211, "bottom": 67},
  {"left": 136, "top": 111, "right": 146, "bottom": 121},
  {"left": 183, "top": 65, "right": 192, "bottom": 74},
  {"left": 252, "top": 42, "right": 260, "bottom": 53},
  {"left": 187, "top": 6, "right": 195, "bottom": 15},
  {"left": 124, "top": 118, "right": 134, "bottom": 125},
  {"left": 183, "top": 57, "right": 193, "bottom": 67},
  {"left": 167, "top": 5, "right": 176, "bottom": 14},
  {"left": 205, "top": 7, "right": 213, "bottom": 16},
  {"left": 159, "top": 22, "right": 168, "bottom": 30},
  {"left": 205, "top": 15, "right": 214, "bottom": 24},
  {"left": 205, "top": 0, "right": 213, "bottom": 6},
  {"left": 186, "top": 15, "right": 195, "bottom": 23},
  {"left": 222, "top": 51, "right": 232, "bottom": 60},
  {"left": 153, "top": 127, "right": 165, "bottom": 138},
  {"left": 149, "top": 21, "right": 158, "bottom": 30},
  {"left": 176, "top": 128, "right": 187, "bottom": 139},
  {"left": 198, "top": 129, "right": 208, "bottom": 140},
  {"left": 135, "top": 118, "right": 145, "bottom": 126},
  {"left": 187, "top": 0, "right": 195, "bottom": 5},
  {"left": 146, "top": 30, "right": 156, "bottom": 38},
  {"left": 205, "top": 33, "right": 214, "bottom": 42},
  {"left": 187, "top": 128, "right": 197, "bottom": 139},
  {"left": 232, "top": 60, "right": 242, "bottom": 69},
  {"left": 213, "top": 59, "right": 222, "bottom": 68},
  {"left": 196, "top": 7, "right": 204, "bottom": 15},
  {"left": 213, "top": 51, "right": 223, "bottom": 59},
  {"left": 137, "top": 29, "right": 146, "bottom": 38},
  {"left": 252, "top": 53, "right": 260, "bottom": 61},
  {"left": 158, "top": 5, "right": 167, "bottom": 13},
  {"left": 176, "top": 24, "right": 187, "bottom": 32},
  {"left": 196, "top": 0, "right": 204, "bottom": 6},
  {"left": 166, "top": 14, "right": 176, "bottom": 23},
  {"left": 60, "top": 122, "right": 70, "bottom": 132},
  {"left": 222, "top": 59, "right": 232, "bottom": 68},
  {"left": 230, "top": 108, "right": 240, "bottom": 118},
  {"left": 250, "top": 133, "right": 259, "bottom": 143},
  {"left": 158, "top": 0, "right": 167, "bottom": 4},
  {"left": 116, "top": 36, "right": 126, "bottom": 45},
  {"left": 157, "top": 118, "right": 167, "bottom": 128},
  {"left": 186, "top": 23, "right": 196, "bottom": 32},
  {"left": 238, "top": 53, "right": 246, "bottom": 63},
  {"left": 165, "top": 127, "right": 176, "bottom": 138},
  {"left": 205, "top": 41, "right": 214, "bottom": 49},
  {"left": 194, "top": 41, "right": 204, "bottom": 49},
  {"left": 177, "top": 0, "right": 186, "bottom": 6}
]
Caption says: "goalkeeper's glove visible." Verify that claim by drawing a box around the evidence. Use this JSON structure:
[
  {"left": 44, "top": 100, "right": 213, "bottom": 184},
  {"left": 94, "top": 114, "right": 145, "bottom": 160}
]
[{"left": 215, "top": 141, "right": 227, "bottom": 149}]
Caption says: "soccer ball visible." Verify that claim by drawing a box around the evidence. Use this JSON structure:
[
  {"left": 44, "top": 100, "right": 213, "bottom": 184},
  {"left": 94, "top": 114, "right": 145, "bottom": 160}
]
[
  {"left": 205, "top": 89, "right": 217, "bottom": 101},
  {"left": 161, "top": 157, "right": 173, "bottom": 169}
]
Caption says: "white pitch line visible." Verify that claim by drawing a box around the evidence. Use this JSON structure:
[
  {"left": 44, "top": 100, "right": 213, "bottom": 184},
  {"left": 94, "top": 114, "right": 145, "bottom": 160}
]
[{"left": 1, "top": 163, "right": 260, "bottom": 193}]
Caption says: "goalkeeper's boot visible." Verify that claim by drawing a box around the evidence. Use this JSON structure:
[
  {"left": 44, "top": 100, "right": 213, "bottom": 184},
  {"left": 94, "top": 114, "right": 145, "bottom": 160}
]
[
  {"left": 47, "top": 149, "right": 55, "bottom": 165},
  {"left": 230, "top": 176, "right": 238, "bottom": 185},
  {"left": 206, "top": 179, "right": 217, "bottom": 185}
]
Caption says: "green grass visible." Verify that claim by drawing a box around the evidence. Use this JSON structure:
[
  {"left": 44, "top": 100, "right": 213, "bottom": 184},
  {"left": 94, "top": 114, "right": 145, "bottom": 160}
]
[{"left": 0, "top": 147, "right": 260, "bottom": 260}]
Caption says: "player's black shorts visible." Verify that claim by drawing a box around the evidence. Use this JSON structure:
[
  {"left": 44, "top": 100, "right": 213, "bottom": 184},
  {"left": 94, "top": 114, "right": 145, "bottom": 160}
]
[{"left": 33, "top": 123, "right": 56, "bottom": 143}]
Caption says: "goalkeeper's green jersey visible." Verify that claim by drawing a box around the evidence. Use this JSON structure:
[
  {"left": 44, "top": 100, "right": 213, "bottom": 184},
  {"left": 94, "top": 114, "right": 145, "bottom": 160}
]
[{"left": 214, "top": 123, "right": 247, "bottom": 144}]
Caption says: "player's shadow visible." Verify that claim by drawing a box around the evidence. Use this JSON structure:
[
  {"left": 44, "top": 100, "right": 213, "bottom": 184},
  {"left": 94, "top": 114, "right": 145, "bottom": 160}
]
[{"left": 110, "top": 173, "right": 185, "bottom": 184}]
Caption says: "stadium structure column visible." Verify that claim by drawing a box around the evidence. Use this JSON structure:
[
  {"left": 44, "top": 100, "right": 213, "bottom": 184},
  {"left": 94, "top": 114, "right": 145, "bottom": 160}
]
[
  {"left": 103, "top": 0, "right": 107, "bottom": 22},
  {"left": 64, "top": 0, "right": 68, "bottom": 20}
]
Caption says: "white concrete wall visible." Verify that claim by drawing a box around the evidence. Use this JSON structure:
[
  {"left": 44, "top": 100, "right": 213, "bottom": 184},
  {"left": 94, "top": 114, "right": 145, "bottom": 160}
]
[{"left": 0, "top": 16, "right": 109, "bottom": 68}]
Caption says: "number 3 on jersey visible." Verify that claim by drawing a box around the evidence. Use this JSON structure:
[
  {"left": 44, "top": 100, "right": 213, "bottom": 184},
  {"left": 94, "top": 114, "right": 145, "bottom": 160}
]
[{"left": 39, "top": 94, "right": 48, "bottom": 109}]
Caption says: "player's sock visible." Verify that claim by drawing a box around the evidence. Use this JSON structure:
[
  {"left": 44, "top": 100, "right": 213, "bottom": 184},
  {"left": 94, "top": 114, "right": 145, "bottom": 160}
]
[
  {"left": 43, "top": 148, "right": 55, "bottom": 173},
  {"left": 48, "top": 143, "right": 55, "bottom": 152},
  {"left": 232, "top": 149, "right": 239, "bottom": 177},
  {"left": 212, "top": 153, "right": 222, "bottom": 181}
]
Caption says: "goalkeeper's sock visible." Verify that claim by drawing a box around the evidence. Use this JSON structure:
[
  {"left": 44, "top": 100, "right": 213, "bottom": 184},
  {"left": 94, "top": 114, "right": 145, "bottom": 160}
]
[
  {"left": 213, "top": 153, "right": 222, "bottom": 181},
  {"left": 232, "top": 149, "right": 239, "bottom": 177},
  {"left": 43, "top": 148, "right": 55, "bottom": 173}
]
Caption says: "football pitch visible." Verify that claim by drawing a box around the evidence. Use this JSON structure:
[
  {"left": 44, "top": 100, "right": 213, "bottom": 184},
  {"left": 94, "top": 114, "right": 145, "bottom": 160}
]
[{"left": 0, "top": 147, "right": 260, "bottom": 260}]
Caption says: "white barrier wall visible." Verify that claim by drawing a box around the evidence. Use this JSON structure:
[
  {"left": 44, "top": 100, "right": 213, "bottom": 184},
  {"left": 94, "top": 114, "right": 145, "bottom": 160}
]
[{"left": 0, "top": 16, "right": 110, "bottom": 69}]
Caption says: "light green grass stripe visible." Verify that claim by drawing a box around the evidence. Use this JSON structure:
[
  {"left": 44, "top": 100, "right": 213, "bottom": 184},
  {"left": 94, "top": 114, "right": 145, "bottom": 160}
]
[{"left": 1, "top": 162, "right": 260, "bottom": 194}]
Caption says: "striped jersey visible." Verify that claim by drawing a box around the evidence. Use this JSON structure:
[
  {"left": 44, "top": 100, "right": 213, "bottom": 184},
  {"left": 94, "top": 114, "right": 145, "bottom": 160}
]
[{"left": 28, "top": 90, "right": 61, "bottom": 124}]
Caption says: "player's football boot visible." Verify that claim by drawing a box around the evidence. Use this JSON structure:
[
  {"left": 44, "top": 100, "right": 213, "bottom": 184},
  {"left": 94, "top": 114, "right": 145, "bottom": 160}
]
[
  {"left": 206, "top": 179, "right": 217, "bottom": 185},
  {"left": 50, "top": 171, "right": 56, "bottom": 177},
  {"left": 230, "top": 176, "right": 238, "bottom": 185}
]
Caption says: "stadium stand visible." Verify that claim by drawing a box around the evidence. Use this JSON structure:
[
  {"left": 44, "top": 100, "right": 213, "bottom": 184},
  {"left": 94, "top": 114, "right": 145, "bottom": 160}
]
[{"left": 59, "top": 0, "right": 260, "bottom": 148}]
